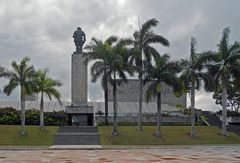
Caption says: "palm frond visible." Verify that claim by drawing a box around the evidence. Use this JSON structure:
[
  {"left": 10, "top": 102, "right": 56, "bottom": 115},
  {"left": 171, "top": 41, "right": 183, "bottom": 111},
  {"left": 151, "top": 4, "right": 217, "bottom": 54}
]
[
  {"left": 218, "top": 27, "right": 230, "bottom": 60},
  {"left": 143, "top": 35, "right": 169, "bottom": 47},
  {"left": 91, "top": 37, "right": 102, "bottom": 45},
  {"left": 46, "top": 87, "right": 61, "bottom": 103},
  {"left": 197, "top": 72, "right": 214, "bottom": 92},
  {"left": 198, "top": 51, "right": 219, "bottom": 64},
  {"left": 3, "top": 79, "right": 18, "bottom": 95},
  {"left": 229, "top": 63, "right": 240, "bottom": 79},
  {"left": 140, "top": 18, "right": 159, "bottom": 41},
  {"left": 90, "top": 61, "right": 105, "bottom": 83},
  {"left": 145, "top": 80, "right": 159, "bottom": 103},
  {"left": 105, "top": 35, "right": 118, "bottom": 46},
  {"left": 143, "top": 45, "right": 160, "bottom": 63}
]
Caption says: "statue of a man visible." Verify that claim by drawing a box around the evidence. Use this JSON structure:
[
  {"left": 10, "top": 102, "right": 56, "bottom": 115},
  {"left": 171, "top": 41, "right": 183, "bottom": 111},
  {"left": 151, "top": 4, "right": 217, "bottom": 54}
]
[{"left": 73, "top": 27, "right": 86, "bottom": 53}]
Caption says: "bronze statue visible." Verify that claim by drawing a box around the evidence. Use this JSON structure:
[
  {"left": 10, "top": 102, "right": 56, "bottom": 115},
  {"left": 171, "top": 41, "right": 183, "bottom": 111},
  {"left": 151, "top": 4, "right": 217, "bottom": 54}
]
[{"left": 73, "top": 27, "right": 86, "bottom": 53}]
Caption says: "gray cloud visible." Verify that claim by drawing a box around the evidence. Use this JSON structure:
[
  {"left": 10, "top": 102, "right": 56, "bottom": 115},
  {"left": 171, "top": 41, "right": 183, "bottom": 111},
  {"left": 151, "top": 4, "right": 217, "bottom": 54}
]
[{"left": 0, "top": 0, "right": 239, "bottom": 112}]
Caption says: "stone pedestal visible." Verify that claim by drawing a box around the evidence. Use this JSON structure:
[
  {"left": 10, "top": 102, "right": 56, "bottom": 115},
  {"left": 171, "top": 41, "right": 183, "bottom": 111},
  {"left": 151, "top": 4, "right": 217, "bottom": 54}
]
[
  {"left": 65, "top": 52, "right": 94, "bottom": 126},
  {"left": 65, "top": 105, "right": 94, "bottom": 126},
  {"left": 71, "top": 53, "right": 87, "bottom": 105}
]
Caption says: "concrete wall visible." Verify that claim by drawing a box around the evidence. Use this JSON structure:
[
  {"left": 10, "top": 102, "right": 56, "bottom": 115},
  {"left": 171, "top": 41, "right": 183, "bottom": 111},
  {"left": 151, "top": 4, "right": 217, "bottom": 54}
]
[
  {"left": 90, "top": 102, "right": 179, "bottom": 115},
  {"left": 95, "top": 115, "right": 190, "bottom": 123},
  {"left": 108, "top": 79, "right": 186, "bottom": 107},
  {"left": 0, "top": 101, "right": 180, "bottom": 115}
]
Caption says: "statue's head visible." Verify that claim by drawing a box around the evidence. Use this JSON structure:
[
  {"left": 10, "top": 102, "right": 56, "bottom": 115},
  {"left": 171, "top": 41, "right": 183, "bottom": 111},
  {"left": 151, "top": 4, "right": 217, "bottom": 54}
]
[{"left": 77, "top": 27, "right": 81, "bottom": 31}]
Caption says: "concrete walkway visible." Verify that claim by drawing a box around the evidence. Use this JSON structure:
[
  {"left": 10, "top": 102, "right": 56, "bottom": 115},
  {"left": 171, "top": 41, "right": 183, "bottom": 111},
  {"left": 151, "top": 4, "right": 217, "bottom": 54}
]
[{"left": 0, "top": 145, "right": 239, "bottom": 162}]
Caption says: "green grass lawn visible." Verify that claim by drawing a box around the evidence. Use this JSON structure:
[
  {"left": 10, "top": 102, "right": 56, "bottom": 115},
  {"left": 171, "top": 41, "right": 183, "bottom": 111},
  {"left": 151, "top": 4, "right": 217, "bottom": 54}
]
[
  {"left": 0, "top": 125, "right": 58, "bottom": 146},
  {"left": 98, "top": 126, "right": 240, "bottom": 145}
]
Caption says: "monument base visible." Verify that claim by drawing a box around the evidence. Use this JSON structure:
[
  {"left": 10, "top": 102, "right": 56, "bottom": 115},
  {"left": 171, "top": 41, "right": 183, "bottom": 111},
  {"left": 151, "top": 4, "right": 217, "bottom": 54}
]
[{"left": 65, "top": 104, "right": 94, "bottom": 126}]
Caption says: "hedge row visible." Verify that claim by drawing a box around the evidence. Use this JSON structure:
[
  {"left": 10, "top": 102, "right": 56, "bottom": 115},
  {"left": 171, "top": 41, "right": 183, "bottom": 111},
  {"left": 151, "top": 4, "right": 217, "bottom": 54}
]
[{"left": 0, "top": 107, "right": 68, "bottom": 126}]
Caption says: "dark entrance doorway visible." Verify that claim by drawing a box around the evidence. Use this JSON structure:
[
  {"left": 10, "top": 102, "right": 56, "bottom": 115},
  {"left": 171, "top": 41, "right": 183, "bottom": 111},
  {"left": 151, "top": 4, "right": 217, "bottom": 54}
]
[{"left": 68, "top": 113, "right": 93, "bottom": 126}]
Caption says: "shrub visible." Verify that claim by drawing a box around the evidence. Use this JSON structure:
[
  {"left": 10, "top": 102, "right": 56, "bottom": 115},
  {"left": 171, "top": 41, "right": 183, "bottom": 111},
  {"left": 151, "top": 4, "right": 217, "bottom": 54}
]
[
  {"left": 0, "top": 107, "right": 20, "bottom": 125},
  {"left": 0, "top": 107, "right": 68, "bottom": 126}
]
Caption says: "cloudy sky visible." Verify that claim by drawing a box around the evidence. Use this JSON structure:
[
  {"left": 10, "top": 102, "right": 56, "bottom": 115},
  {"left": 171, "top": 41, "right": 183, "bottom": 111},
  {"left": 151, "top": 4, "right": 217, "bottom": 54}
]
[{"left": 0, "top": 0, "right": 239, "bottom": 111}]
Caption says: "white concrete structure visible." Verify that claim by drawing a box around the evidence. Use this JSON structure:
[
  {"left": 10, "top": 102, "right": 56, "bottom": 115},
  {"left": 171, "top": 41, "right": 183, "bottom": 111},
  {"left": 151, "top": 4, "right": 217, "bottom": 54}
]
[{"left": 0, "top": 101, "right": 179, "bottom": 115}]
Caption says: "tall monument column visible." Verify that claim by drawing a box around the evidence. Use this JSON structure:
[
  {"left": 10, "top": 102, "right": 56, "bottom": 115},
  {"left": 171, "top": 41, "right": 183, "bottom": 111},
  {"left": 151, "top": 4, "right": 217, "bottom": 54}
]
[
  {"left": 71, "top": 53, "right": 87, "bottom": 105},
  {"left": 65, "top": 27, "right": 94, "bottom": 126}
]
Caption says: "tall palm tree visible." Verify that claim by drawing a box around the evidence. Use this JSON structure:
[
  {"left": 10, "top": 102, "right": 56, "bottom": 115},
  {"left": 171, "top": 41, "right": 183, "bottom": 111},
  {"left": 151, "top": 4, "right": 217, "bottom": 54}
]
[
  {"left": 144, "top": 54, "right": 180, "bottom": 137},
  {"left": 90, "top": 38, "right": 133, "bottom": 136},
  {"left": 84, "top": 36, "right": 118, "bottom": 125},
  {"left": 33, "top": 69, "right": 62, "bottom": 130},
  {"left": 202, "top": 27, "right": 240, "bottom": 136},
  {"left": 180, "top": 37, "right": 213, "bottom": 137},
  {"left": 129, "top": 18, "right": 169, "bottom": 131},
  {"left": 2, "top": 57, "right": 35, "bottom": 135}
]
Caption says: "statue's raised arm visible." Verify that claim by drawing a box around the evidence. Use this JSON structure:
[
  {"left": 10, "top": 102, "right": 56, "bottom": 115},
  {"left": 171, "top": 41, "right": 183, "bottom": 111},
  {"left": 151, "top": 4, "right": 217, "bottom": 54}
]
[{"left": 73, "top": 27, "right": 86, "bottom": 53}]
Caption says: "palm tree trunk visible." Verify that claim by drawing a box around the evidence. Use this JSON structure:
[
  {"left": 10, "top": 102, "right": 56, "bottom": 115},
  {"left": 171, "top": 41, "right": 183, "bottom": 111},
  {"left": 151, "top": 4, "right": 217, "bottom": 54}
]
[
  {"left": 221, "top": 82, "right": 228, "bottom": 136},
  {"left": 40, "top": 91, "right": 44, "bottom": 129},
  {"left": 20, "top": 85, "right": 26, "bottom": 135},
  {"left": 138, "top": 49, "right": 143, "bottom": 131},
  {"left": 112, "top": 79, "right": 118, "bottom": 136},
  {"left": 156, "top": 91, "right": 162, "bottom": 137},
  {"left": 190, "top": 82, "right": 197, "bottom": 137},
  {"left": 138, "top": 73, "right": 143, "bottom": 131},
  {"left": 104, "top": 81, "right": 109, "bottom": 125}
]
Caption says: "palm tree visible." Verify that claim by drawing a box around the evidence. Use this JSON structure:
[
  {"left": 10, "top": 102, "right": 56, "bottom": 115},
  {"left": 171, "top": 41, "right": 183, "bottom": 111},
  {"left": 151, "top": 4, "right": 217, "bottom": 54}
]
[
  {"left": 144, "top": 54, "right": 180, "bottom": 137},
  {"left": 202, "top": 27, "right": 240, "bottom": 136},
  {"left": 33, "top": 69, "right": 62, "bottom": 130},
  {"left": 90, "top": 37, "right": 133, "bottom": 136},
  {"left": 84, "top": 36, "right": 118, "bottom": 125},
  {"left": 129, "top": 18, "right": 169, "bottom": 131},
  {"left": 2, "top": 57, "right": 35, "bottom": 135},
  {"left": 180, "top": 37, "right": 213, "bottom": 137}
]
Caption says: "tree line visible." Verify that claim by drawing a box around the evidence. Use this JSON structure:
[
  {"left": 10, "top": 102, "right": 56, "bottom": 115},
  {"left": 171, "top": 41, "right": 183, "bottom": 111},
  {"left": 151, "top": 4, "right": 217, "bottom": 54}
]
[{"left": 84, "top": 18, "right": 240, "bottom": 137}]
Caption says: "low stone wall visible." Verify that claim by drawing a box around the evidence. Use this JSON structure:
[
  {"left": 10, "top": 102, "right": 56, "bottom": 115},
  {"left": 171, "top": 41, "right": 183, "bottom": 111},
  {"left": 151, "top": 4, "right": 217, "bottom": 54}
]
[
  {"left": 95, "top": 115, "right": 190, "bottom": 124},
  {"left": 219, "top": 116, "right": 240, "bottom": 124}
]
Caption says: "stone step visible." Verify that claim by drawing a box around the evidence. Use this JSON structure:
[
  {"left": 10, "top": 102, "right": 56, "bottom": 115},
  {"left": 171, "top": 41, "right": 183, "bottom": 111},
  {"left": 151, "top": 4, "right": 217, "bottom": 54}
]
[
  {"left": 50, "top": 145, "right": 103, "bottom": 149},
  {"left": 53, "top": 135, "right": 100, "bottom": 145},
  {"left": 58, "top": 126, "right": 97, "bottom": 133},
  {"left": 56, "top": 132, "right": 98, "bottom": 136}
]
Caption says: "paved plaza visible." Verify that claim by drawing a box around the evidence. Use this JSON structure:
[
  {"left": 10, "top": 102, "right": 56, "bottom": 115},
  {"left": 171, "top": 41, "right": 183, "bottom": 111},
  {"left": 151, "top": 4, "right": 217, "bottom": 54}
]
[{"left": 0, "top": 146, "right": 240, "bottom": 162}]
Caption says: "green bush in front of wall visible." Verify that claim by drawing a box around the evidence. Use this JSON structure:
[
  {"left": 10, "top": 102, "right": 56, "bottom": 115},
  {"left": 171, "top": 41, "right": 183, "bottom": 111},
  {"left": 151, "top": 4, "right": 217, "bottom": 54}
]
[{"left": 0, "top": 107, "right": 68, "bottom": 126}]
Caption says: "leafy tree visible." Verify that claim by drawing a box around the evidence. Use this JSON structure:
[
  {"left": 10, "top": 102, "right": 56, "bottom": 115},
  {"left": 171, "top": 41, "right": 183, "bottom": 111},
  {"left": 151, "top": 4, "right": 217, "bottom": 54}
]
[
  {"left": 180, "top": 37, "right": 213, "bottom": 137},
  {"left": 129, "top": 18, "right": 169, "bottom": 131},
  {"left": 33, "top": 69, "right": 62, "bottom": 130},
  {"left": 144, "top": 54, "right": 180, "bottom": 137},
  {"left": 84, "top": 36, "right": 118, "bottom": 125},
  {"left": 2, "top": 57, "right": 35, "bottom": 135},
  {"left": 202, "top": 27, "right": 240, "bottom": 136},
  {"left": 213, "top": 82, "right": 240, "bottom": 112}
]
